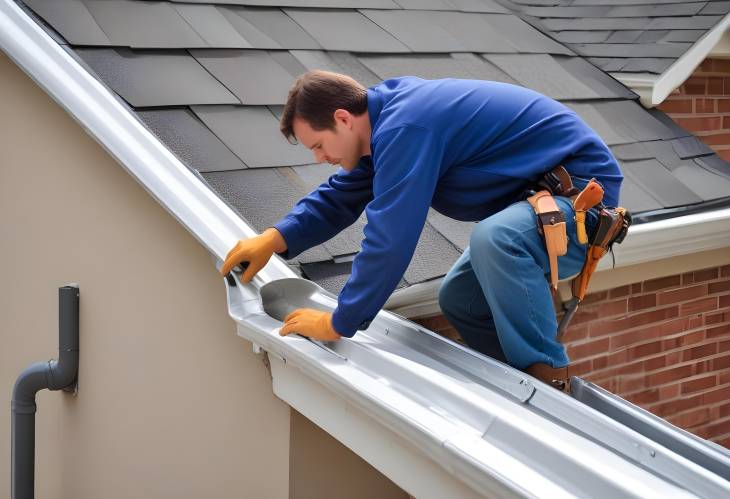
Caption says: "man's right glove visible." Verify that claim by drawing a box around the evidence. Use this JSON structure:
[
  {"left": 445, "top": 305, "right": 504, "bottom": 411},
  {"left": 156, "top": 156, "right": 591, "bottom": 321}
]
[{"left": 219, "top": 228, "right": 286, "bottom": 283}]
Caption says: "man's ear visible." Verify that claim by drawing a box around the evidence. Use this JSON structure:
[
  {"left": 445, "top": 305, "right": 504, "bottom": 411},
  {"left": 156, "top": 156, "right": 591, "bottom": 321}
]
[{"left": 333, "top": 108, "right": 352, "bottom": 128}]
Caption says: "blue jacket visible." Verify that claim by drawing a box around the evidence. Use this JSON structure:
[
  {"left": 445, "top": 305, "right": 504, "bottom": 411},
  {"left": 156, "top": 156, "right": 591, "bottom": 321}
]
[{"left": 273, "top": 77, "right": 623, "bottom": 337}]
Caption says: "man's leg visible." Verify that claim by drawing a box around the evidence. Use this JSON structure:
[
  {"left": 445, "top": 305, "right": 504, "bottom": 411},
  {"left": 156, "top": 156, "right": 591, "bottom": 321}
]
[
  {"left": 438, "top": 248, "right": 508, "bottom": 363},
  {"left": 467, "top": 197, "right": 588, "bottom": 370}
]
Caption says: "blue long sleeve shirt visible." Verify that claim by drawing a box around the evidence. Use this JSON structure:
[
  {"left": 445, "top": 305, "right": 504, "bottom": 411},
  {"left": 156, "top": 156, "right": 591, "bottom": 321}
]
[{"left": 273, "top": 77, "right": 623, "bottom": 337}]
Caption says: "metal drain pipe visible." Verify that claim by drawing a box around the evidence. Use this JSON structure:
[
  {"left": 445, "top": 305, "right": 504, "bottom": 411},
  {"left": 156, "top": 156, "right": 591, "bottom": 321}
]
[{"left": 11, "top": 284, "right": 79, "bottom": 499}]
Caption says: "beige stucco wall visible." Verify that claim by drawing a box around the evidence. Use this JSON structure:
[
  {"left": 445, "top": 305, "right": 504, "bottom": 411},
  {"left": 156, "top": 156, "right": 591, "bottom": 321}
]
[{"left": 0, "top": 49, "right": 291, "bottom": 498}]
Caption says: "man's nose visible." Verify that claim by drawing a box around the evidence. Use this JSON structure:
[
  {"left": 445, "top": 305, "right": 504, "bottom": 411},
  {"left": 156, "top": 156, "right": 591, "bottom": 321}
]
[{"left": 313, "top": 150, "right": 325, "bottom": 163}]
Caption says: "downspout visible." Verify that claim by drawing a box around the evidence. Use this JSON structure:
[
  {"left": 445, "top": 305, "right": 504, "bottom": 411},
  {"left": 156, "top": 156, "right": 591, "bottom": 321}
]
[{"left": 11, "top": 284, "right": 80, "bottom": 499}]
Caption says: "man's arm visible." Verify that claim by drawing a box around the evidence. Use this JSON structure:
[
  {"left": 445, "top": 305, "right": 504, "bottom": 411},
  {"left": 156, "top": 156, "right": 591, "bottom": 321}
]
[
  {"left": 271, "top": 157, "right": 375, "bottom": 260},
  {"left": 331, "top": 125, "right": 445, "bottom": 337}
]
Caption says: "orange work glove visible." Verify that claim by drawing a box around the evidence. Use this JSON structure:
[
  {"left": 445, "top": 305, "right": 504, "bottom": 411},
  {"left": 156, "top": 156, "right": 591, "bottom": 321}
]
[
  {"left": 219, "top": 228, "right": 286, "bottom": 283},
  {"left": 280, "top": 308, "right": 342, "bottom": 342}
]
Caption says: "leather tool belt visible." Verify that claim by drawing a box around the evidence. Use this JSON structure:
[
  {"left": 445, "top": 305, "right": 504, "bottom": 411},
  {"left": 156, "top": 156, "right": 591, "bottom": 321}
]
[{"left": 525, "top": 166, "right": 632, "bottom": 338}]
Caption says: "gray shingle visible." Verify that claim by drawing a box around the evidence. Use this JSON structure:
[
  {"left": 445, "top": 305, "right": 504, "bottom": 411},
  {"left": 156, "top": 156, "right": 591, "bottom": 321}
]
[
  {"left": 359, "top": 10, "right": 516, "bottom": 52},
  {"left": 284, "top": 9, "right": 410, "bottom": 52},
  {"left": 596, "top": 100, "right": 679, "bottom": 142},
  {"left": 75, "top": 48, "right": 240, "bottom": 107},
  {"left": 541, "top": 18, "right": 651, "bottom": 31},
  {"left": 25, "top": 0, "right": 110, "bottom": 46},
  {"left": 671, "top": 136, "right": 715, "bottom": 159},
  {"left": 404, "top": 222, "right": 462, "bottom": 284},
  {"left": 359, "top": 54, "right": 482, "bottom": 80},
  {"left": 672, "top": 163, "right": 730, "bottom": 201},
  {"left": 553, "top": 31, "right": 612, "bottom": 44},
  {"left": 700, "top": 1, "right": 730, "bottom": 15},
  {"left": 483, "top": 13, "right": 574, "bottom": 54},
  {"left": 192, "top": 105, "right": 313, "bottom": 167},
  {"left": 173, "top": 0, "right": 401, "bottom": 7},
  {"left": 605, "top": 30, "right": 643, "bottom": 43},
  {"left": 694, "top": 155, "right": 730, "bottom": 178},
  {"left": 646, "top": 108, "right": 692, "bottom": 139},
  {"left": 289, "top": 50, "right": 381, "bottom": 87},
  {"left": 201, "top": 168, "right": 304, "bottom": 232},
  {"left": 616, "top": 175, "right": 664, "bottom": 213},
  {"left": 636, "top": 30, "right": 671, "bottom": 43},
  {"left": 555, "top": 56, "right": 637, "bottom": 99},
  {"left": 83, "top": 0, "right": 207, "bottom": 48},
  {"left": 221, "top": 6, "right": 322, "bottom": 49},
  {"left": 661, "top": 30, "right": 707, "bottom": 43},
  {"left": 137, "top": 109, "right": 247, "bottom": 172},
  {"left": 570, "top": 42, "right": 691, "bottom": 58},
  {"left": 171, "top": 4, "right": 253, "bottom": 48},
  {"left": 641, "top": 140, "right": 687, "bottom": 170},
  {"left": 395, "top": 0, "right": 511, "bottom": 12},
  {"left": 611, "top": 142, "right": 653, "bottom": 161},
  {"left": 520, "top": 5, "right": 610, "bottom": 17},
  {"left": 608, "top": 3, "right": 706, "bottom": 17},
  {"left": 645, "top": 16, "right": 722, "bottom": 30},
  {"left": 564, "top": 102, "right": 635, "bottom": 145},
  {"left": 484, "top": 54, "right": 598, "bottom": 99},
  {"left": 571, "top": 0, "right": 697, "bottom": 5},
  {"left": 621, "top": 58, "right": 675, "bottom": 74},
  {"left": 427, "top": 208, "right": 476, "bottom": 251},
  {"left": 622, "top": 159, "right": 703, "bottom": 207},
  {"left": 450, "top": 53, "right": 517, "bottom": 83},
  {"left": 587, "top": 57, "right": 629, "bottom": 72},
  {"left": 301, "top": 260, "right": 409, "bottom": 295},
  {"left": 190, "top": 49, "right": 302, "bottom": 105}
]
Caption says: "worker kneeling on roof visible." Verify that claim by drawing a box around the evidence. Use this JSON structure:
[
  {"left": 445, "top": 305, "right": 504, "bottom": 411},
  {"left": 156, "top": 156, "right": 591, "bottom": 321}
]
[{"left": 220, "top": 70, "right": 627, "bottom": 393}]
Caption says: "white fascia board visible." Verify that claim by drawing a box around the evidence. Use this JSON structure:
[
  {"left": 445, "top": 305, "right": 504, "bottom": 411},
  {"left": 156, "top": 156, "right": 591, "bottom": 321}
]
[
  {"left": 386, "top": 208, "right": 730, "bottom": 318},
  {"left": 611, "top": 13, "right": 730, "bottom": 107}
]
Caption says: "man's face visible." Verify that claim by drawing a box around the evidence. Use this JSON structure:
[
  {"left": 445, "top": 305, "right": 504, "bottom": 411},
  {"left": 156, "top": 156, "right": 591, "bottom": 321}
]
[{"left": 293, "top": 112, "right": 363, "bottom": 171}]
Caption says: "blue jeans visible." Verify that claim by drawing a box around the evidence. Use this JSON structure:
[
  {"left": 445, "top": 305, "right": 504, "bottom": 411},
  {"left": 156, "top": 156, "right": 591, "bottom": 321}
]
[{"left": 438, "top": 196, "right": 599, "bottom": 370}]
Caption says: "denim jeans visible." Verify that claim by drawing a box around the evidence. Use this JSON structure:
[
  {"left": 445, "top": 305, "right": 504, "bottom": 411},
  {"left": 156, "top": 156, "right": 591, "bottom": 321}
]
[{"left": 438, "top": 196, "right": 599, "bottom": 370}]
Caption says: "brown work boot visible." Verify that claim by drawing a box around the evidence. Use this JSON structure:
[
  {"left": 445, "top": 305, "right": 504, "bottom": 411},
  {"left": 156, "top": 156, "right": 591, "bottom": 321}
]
[{"left": 524, "top": 362, "right": 572, "bottom": 393}]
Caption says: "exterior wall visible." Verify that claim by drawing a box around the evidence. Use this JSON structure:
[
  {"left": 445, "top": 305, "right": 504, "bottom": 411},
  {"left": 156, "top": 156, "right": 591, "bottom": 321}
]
[
  {"left": 0, "top": 50, "right": 290, "bottom": 498},
  {"left": 415, "top": 259, "right": 730, "bottom": 449},
  {"left": 0, "top": 50, "right": 407, "bottom": 498},
  {"left": 656, "top": 57, "right": 730, "bottom": 161}
]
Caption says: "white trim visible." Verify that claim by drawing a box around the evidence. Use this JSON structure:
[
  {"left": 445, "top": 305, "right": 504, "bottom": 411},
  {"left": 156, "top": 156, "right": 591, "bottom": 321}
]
[
  {"left": 611, "top": 14, "right": 730, "bottom": 107},
  {"left": 386, "top": 208, "right": 730, "bottom": 318}
]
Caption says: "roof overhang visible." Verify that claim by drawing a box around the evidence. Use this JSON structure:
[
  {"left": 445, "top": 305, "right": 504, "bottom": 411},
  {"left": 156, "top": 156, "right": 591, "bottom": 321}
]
[{"left": 610, "top": 13, "right": 730, "bottom": 108}]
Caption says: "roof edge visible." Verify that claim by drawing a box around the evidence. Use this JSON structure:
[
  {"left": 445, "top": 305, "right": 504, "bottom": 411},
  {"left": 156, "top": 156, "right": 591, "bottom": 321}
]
[{"left": 611, "top": 13, "right": 730, "bottom": 107}]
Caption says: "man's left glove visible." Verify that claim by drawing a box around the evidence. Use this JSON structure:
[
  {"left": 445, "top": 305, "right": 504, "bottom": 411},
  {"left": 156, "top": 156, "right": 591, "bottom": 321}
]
[{"left": 280, "top": 308, "right": 342, "bottom": 342}]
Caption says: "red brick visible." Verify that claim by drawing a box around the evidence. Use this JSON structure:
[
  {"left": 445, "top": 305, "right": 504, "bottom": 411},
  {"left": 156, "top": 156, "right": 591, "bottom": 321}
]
[
  {"left": 658, "top": 99, "right": 693, "bottom": 113},
  {"left": 570, "top": 359, "right": 593, "bottom": 376},
  {"left": 695, "top": 98, "right": 717, "bottom": 113},
  {"left": 721, "top": 294, "right": 730, "bottom": 308},
  {"left": 725, "top": 77, "right": 730, "bottom": 96},
  {"left": 561, "top": 324, "right": 589, "bottom": 343},
  {"left": 646, "top": 364, "right": 693, "bottom": 386},
  {"left": 705, "top": 311, "right": 727, "bottom": 325},
  {"left": 626, "top": 388, "right": 660, "bottom": 405},
  {"left": 720, "top": 403, "right": 730, "bottom": 418},
  {"left": 676, "top": 116, "right": 723, "bottom": 131},
  {"left": 709, "top": 77, "right": 725, "bottom": 95},
  {"left": 644, "top": 275, "right": 681, "bottom": 292},
  {"left": 657, "top": 284, "right": 706, "bottom": 305},
  {"left": 681, "top": 342, "right": 717, "bottom": 361},
  {"left": 702, "top": 386, "right": 730, "bottom": 405},
  {"left": 617, "top": 374, "right": 646, "bottom": 393},
  {"left": 644, "top": 355, "right": 667, "bottom": 372},
  {"left": 628, "top": 294, "right": 657, "bottom": 312},
  {"left": 649, "top": 393, "right": 702, "bottom": 417},
  {"left": 658, "top": 383, "right": 681, "bottom": 400},
  {"left": 609, "top": 285, "right": 630, "bottom": 298},
  {"left": 680, "top": 297, "right": 717, "bottom": 316},
  {"left": 712, "top": 59, "right": 730, "bottom": 72},
  {"left": 720, "top": 339, "right": 730, "bottom": 352},
  {"left": 627, "top": 340, "right": 663, "bottom": 360},
  {"left": 707, "top": 324, "right": 730, "bottom": 339},
  {"left": 592, "top": 355, "right": 608, "bottom": 371},
  {"left": 722, "top": 265, "right": 730, "bottom": 278},
  {"left": 720, "top": 371, "right": 730, "bottom": 384},
  {"left": 581, "top": 290, "right": 608, "bottom": 306},
  {"left": 609, "top": 316, "right": 687, "bottom": 349},
  {"left": 709, "top": 280, "right": 730, "bottom": 294},
  {"left": 694, "top": 268, "right": 719, "bottom": 283},
  {"left": 711, "top": 354, "right": 730, "bottom": 371},
  {"left": 718, "top": 99, "right": 730, "bottom": 113},
  {"left": 723, "top": 117, "right": 730, "bottom": 129},
  {"left": 591, "top": 306, "right": 679, "bottom": 338},
  {"left": 681, "top": 374, "right": 717, "bottom": 394},
  {"left": 697, "top": 132, "right": 730, "bottom": 146},
  {"left": 631, "top": 283, "right": 642, "bottom": 294},
  {"left": 682, "top": 77, "right": 706, "bottom": 95},
  {"left": 567, "top": 337, "right": 610, "bottom": 359},
  {"left": 668, "top": 407, "right": 712, "bottom": 428},
  {"left": 705, "top": 418, "right": 730, "bottom": 436}
]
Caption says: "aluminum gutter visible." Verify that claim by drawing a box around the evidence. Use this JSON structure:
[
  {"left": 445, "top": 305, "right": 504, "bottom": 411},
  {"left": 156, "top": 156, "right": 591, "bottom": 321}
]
[
  {"left": 3, "top": 0, "right": 729, "bottom": 496},
  {"left": 610, "top": 13, "right": 730, "bottom": 107},
  {"left": 386, "top": 207, "right": 730, "bottom": 317}
]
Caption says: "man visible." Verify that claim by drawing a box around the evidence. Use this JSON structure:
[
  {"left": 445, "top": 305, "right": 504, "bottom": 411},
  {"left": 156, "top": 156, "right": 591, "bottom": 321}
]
[{"left": 219, "top": 70, "right": 624, "bottom": 387}]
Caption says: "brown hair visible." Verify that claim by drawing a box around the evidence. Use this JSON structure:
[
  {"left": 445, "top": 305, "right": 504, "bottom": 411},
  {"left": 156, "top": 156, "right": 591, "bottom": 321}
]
[{"left": 280, "top": 70, "right": 367, "bottom": 144}]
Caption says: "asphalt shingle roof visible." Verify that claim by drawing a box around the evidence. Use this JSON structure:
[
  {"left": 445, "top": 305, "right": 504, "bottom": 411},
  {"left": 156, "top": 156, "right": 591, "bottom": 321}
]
[{"left": 20, "top": 0, "right": 730, "bottom": 295}]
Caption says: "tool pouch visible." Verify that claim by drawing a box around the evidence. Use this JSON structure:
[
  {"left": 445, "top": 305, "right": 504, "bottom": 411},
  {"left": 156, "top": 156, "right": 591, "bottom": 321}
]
[{"left": 527, "top": 190, "right": 567, "bottom": 294}]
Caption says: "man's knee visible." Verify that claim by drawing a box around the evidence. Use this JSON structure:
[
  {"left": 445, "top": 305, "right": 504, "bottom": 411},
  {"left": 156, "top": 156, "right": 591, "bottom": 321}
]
[{"left": 470, "top": 218, "right": 507, "bottom": 255}]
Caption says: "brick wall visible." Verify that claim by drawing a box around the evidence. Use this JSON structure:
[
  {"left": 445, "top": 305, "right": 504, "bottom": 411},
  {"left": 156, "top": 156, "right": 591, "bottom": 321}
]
[
  {"left": 414, "top": 264, "right": 730, "bottom": 448},
  {"left": 656, "top": 57, "right": 730, "bottom": 161}
]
